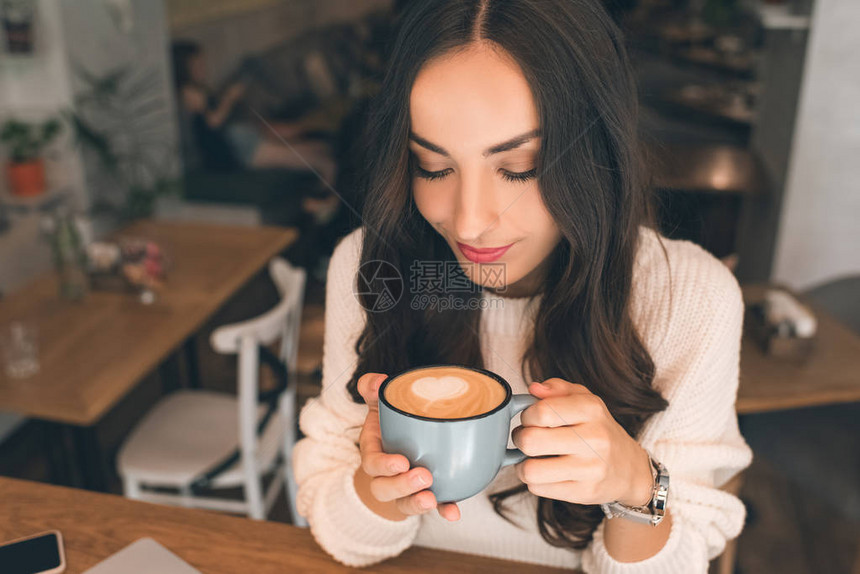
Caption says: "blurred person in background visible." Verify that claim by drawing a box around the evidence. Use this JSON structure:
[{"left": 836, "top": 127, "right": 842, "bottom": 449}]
[{"left": 171, "top": 40, "right": 338, "bottom": 187}]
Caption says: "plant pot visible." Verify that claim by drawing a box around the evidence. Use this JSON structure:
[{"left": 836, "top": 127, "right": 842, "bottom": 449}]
[{"left": 6, "top": 159, "right": 46, "bottom": 197}]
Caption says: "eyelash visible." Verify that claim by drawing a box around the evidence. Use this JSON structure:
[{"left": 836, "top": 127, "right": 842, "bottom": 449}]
[
  {"left": 414, "top": 166, "right": 452, "bottom": 181},
  {"left": 414, "top": 166, "right": 537, "bottom": 184},
  {"left": 501, "top": 168, "right": 537, "bottom": 183}
]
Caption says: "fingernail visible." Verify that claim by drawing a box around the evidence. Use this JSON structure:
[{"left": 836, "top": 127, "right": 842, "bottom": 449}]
[
  {"left": 411, "top": 472, "right": 428, "bottom": 488},
  {"left": 389, "top": 461, "right": 405, "bottom": 473},
  {"left": 420, "top": 497, "right": 435, "bottom": 509}
]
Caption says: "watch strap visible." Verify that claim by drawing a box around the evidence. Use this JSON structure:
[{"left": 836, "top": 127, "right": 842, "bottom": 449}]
[{"left": 601, "top": 454, "right": 669, "bottom": 527}]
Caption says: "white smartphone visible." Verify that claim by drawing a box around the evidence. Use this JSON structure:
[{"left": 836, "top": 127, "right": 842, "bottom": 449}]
[{"left": 0, "top": 530, "right": 66, "bottom": 574}]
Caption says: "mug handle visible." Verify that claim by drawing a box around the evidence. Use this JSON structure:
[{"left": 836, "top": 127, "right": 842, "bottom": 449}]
[{"left": 501, "top": 394, "right": 538, "bottom": 467}]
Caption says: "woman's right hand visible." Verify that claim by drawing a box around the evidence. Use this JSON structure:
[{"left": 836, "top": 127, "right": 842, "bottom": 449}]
[{"left": 355, "top": 373, "right": 460, "bottom": 522}]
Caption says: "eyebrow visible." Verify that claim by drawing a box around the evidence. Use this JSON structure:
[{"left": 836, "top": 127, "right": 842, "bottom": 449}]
[{"left": 409, "top": 128, "right": 541, "bottom": 158}]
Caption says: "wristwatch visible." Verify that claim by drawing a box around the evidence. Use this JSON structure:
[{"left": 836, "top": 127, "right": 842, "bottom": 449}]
[{"left": 601, "top": 453, "right": 669, "bottom": 527}]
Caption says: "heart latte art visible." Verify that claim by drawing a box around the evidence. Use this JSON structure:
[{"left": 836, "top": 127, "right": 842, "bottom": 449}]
[{"left": 383, "top": 367, "right": 507, "bottom": 419}]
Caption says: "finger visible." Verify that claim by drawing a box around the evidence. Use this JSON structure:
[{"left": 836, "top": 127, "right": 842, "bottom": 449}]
[
  {"left": 515, "top": 455, "right": 605, "bottom": 485},
  {"left": 437, "top": 502, "right": 461, "bottom": 522},
  {"left": 524, "top": 480, "right": 601, "bottom": 505},
  {"left": 520, "top": 394, "right": 607, "bottom": 428},
  {"left": 538, "top": 378, "right": 592, "bottom": 396},
  {"left": 527, "top": 379, "right": 584, "bottom": 399},
  {"left": 511, "top": 425, "right": 603, "bottom": 457},
  {"left": 358, "top": 407, "right": 381, "bottom": 455},
  {"left": 357, "top": 373, "right": 388, "bottom": 406},
  {"left": 359, "top": 416, "right": 411, "bottom": 477},
  {"left": 395, "top": 489, "right": 438, "bottom": 516},
  {"left": 369, "top": 467, "right": 433, "bottom": 502},
  {"left": 361, "top": 450, "right": 411, "bottom": 478}
]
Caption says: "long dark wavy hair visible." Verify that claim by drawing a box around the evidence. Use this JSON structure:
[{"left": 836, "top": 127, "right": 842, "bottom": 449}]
[{"left": 348, "top": 0, "right": 670, "bottom": 550}]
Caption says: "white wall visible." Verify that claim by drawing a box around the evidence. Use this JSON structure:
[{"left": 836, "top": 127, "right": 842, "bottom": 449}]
[
  {"left": 0, "top": 0, "right": 179, "bottom": 293},
  {"left": 0, "top": 0, "right": 73, "bottom": 108},
  {"left": 0, "top": 0, "right": 88, "bottom": 294},
  {"left": 59, "top": 0, "right": 181, "bottom": 210},
  {"left": 0, "top": 0, "right": 87, "bottom": 201},
  {"left": 772, "top": 0, "right": 860, "bottom": 290}
]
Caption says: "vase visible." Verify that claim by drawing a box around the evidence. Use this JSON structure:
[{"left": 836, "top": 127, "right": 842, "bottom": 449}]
[{"left": 49, "top": 210, "right": 89, "bottom": 301}]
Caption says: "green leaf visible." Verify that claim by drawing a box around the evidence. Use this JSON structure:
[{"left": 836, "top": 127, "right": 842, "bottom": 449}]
[{"left": 0, "top": 116, "right": 61, "bottom": 161}]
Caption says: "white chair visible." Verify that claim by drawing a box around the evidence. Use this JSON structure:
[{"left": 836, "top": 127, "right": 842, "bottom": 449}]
[{"left": 117, "top": 258, "right": 307, "bottom": 525}]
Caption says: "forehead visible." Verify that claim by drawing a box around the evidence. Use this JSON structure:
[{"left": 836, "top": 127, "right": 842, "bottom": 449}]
[{"left": 409, "top": 43, "right": 538, "bottom": 152}]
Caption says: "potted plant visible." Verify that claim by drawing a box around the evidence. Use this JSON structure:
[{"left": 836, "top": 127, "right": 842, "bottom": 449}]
[
  {"left": 69, "top": 64, "right": 179, "bottom": 220},
  {"left": 0, "top": 117, "right": 61, "bottom": 197}
]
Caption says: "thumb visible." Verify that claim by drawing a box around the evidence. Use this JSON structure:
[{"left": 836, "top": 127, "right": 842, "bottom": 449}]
[{"left": 357, "top": 373, "right": 388, "bottom": 406}]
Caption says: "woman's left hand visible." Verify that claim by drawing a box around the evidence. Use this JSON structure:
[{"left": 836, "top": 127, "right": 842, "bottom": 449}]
[{"left": 512, "top": 379, "right": 654, "bottom": 507}]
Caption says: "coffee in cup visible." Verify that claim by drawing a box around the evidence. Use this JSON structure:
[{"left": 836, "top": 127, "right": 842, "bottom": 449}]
[
  {"left": 382, "top": 366, "right": 507, "bottom": 419},
  {"left": 378, "top": 365, "right": 537, "bottom": 502}
]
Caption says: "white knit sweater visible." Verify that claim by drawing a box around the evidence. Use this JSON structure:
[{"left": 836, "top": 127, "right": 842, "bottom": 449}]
[{"left": 293, "top": 226, "right": 753, "bottom": 573}]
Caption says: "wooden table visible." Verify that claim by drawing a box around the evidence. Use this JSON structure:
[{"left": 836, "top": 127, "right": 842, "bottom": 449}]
[
  {"left": 737, "top": 284, "right": 860, "bottom": 414},
  {"left": 0, "top": 477, "right": 571, "bottom": 574},
  {"left": 0, "top": 221, "right": 296, "bottom": 488}
]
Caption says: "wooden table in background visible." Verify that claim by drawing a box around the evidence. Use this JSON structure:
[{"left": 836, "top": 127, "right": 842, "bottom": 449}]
[
  {"left": 737, "top": 284, "right": 860, "bottom": 414},
  {"left": 0, "top": 221, "right": 296, "bottom": 488},
  {"left": 0, "top": 477, "right": 572, "bottom": 574}
]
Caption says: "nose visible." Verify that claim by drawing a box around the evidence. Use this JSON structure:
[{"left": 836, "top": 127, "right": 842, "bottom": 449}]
[{"left": 452, "top": 168, "right": 498, "bottom": 243}]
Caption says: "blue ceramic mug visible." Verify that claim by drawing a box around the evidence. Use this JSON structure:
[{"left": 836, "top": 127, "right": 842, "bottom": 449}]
[{"left": 378, "top": 365, "right": 537, "bottom": 503}]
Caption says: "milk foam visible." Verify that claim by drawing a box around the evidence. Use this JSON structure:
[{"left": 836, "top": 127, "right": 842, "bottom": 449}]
[
  {"left": 384, "top": 367, "right": 507, "bottom": 418},
  {"left": 411, "top": 376, "right": 469, "bottom": 401}
]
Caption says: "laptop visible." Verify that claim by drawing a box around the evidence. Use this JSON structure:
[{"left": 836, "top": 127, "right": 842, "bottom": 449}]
[{"left": 83, "top": 538, "right": 200, "bottom": 574}]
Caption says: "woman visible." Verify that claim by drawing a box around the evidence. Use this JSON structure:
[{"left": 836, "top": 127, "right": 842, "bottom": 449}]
[
  {"left": 293, "top": 0, "right": 752, "bottom": 571},
  {"left": 171, "top": 40, "right": 337, "bottom": 183}
]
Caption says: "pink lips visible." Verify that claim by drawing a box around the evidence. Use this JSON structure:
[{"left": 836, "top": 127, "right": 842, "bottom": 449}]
[{"left": 456, "top": 241, "right": 514, "bottom": 263}]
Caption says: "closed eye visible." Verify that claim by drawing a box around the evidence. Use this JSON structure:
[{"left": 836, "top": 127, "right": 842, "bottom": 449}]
[
  {"left": 413, "top": 165, "right": 537, "bottom": 183},
  {"left": 500, "top": 168, "right": 536, "bottom": 183},
  {"left": 414, "top": 165, "right": 453, "bottom": 181}
]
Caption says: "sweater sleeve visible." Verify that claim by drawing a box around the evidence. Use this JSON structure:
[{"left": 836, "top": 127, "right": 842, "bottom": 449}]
[
  {"left": 292, "top": 228, "right": 421, "bottom": 567},
  {"left": 581, "top": 244, "right": 753, "bottom": 574}
]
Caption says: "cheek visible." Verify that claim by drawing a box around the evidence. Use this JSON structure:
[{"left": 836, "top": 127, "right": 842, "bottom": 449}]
[
  {"left": 514, "top": 186, "right": 559, "bottom": 243},
  {"left": 506, "top": 188, "right": 561, "bottom": 273},
  {"left": 533, "top": 200, "right": 561, "bottom": 249},
  {"left": 412, "top": 179, "right": 454, "bottom": 224}
]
